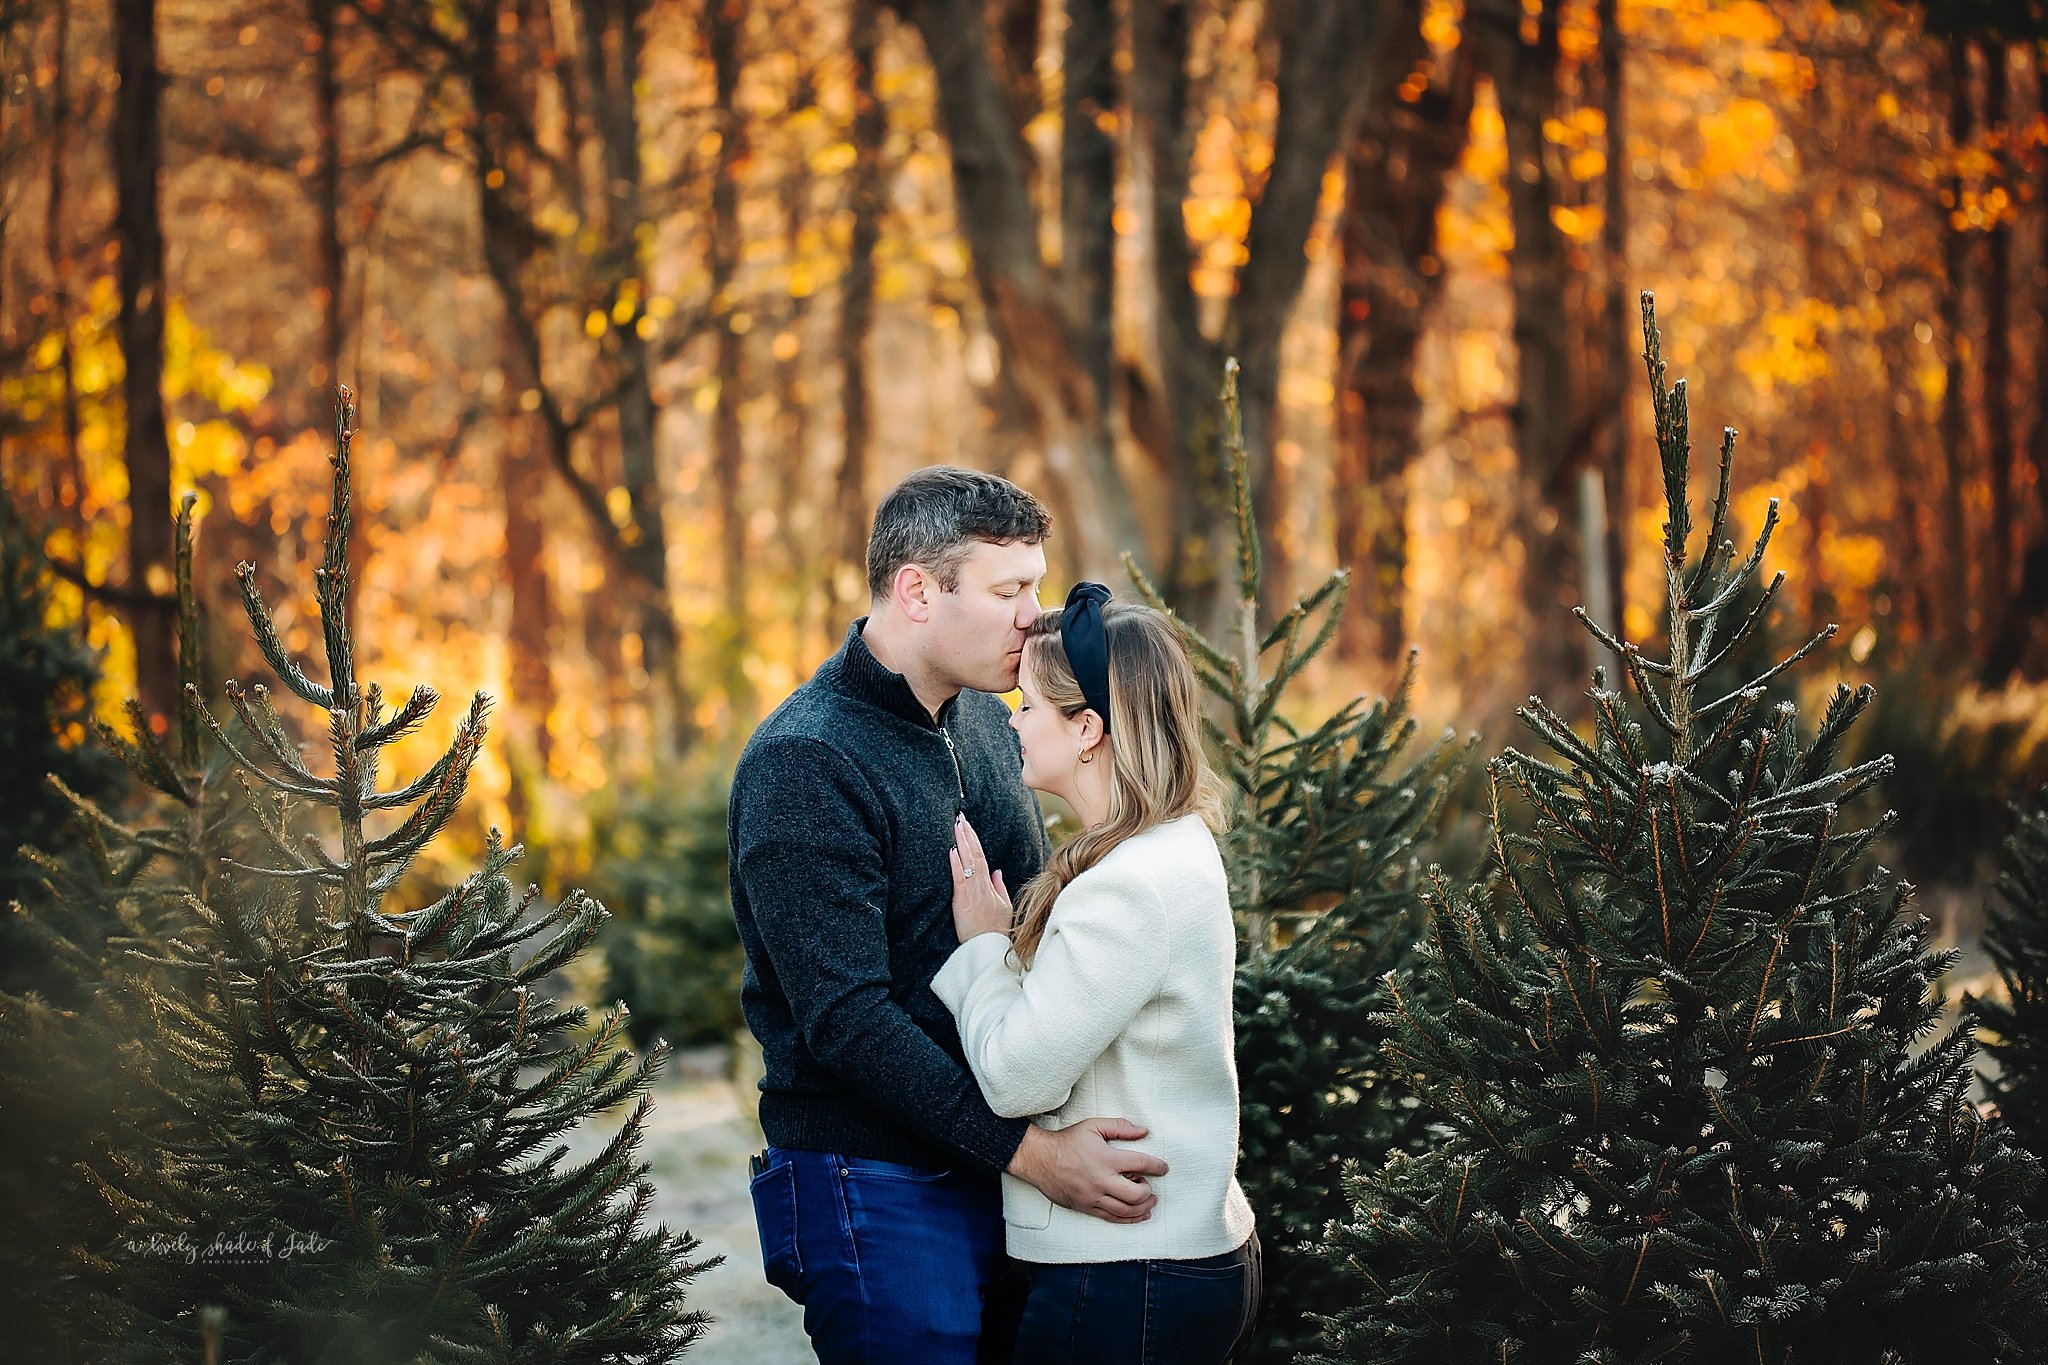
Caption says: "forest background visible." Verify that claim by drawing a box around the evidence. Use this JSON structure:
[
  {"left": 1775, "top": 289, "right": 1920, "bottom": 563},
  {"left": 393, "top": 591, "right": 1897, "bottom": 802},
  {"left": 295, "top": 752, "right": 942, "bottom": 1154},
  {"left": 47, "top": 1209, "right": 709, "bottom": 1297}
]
[{"left": 5, "top": 0, "right": 2048, "bottom": 973}]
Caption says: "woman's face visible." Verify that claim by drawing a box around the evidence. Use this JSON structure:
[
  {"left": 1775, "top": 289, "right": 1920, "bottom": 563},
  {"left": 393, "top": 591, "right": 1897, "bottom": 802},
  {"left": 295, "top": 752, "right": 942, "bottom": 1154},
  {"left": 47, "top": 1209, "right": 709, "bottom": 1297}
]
[{"left": 1010, "top": 655, "right": 1089, "bottom": 796}]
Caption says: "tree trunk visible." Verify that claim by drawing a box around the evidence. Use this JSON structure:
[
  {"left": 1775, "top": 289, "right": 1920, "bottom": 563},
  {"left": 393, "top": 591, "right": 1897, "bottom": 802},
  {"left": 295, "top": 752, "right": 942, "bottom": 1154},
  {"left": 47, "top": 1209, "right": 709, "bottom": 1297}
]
[
  {"left": 1939, "top": 32, "right": 1976, "bottom": 645},
  {"left": 834, "top": 0, "right": 883, "bottom": 616},
  {"left": 1335, "top": 9, "right": 1473, "bottom": 668},
  {"left": 47, "top": 0, "right": 85, "bottom": 522},
  {"left": 1983, "top": 43, "right": 2048, "bottom": 683},
  {"left": 114, "top": 0, "right": 176, "bottom": 725},
  {"left": 1596, "top": 0, "right": 1629, "bottom": 635},
  {"left": 312, "top": 0, "right": 345, "bottom": 387},
  {"left": 1227, "top": 0, "right": 1384, "bottom": 621},
  {"left": 701, "top": 0, "right": 749, "bottom": 708},
  {"left": 991, "top": 0, "right": 1042, "bottom": 194},
  {"left": 890, "top": 0, "right": 1140, "bottom": 582},
  {"left": 468, "top": 0, "right": 691, "bottom": 754},
  {"left": 1059, "top": 0, "right": 1116, "bottom": 427},
  {"left": 1983, "top": 42, "right": 2016, "bottom": 647},
  {"left": 1470, "top": 0, "right": 1584, "bottom": 697},
  {"left": 1879, "top": 332, "right": 1934, "bottom": 647},
  {"left": 1131, "top": 0, "right": 1384, "bottom": 632},
  {"left": 310, "top": 0, "right": 358, "bottom": 642},
  {"left": 1128, "top": 0, "right": 1218, "bottom": 613},
  {"left": 503, "top": 419, "right": 556, "bottom": 772}
]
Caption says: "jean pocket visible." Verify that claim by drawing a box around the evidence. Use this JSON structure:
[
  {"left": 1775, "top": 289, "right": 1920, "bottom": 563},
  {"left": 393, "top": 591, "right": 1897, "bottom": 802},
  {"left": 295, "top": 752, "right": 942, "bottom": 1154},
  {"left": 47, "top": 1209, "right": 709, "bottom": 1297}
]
[
  {"left": 749, "top": 1157, "right": 803, "bottom": 1298},
  {"left": 1145, "top": 1255, "right": 1250, "bottom": 1365},
  {"left": 836, "top": 1153, "right": 954, "bottom": 1182}
]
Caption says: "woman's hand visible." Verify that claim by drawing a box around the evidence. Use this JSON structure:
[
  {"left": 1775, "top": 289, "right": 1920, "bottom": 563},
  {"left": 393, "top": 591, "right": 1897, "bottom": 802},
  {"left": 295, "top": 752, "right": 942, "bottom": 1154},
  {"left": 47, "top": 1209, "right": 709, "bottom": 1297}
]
[{"left": 950, "top": 812, "right": 1013, "bottom": 944}]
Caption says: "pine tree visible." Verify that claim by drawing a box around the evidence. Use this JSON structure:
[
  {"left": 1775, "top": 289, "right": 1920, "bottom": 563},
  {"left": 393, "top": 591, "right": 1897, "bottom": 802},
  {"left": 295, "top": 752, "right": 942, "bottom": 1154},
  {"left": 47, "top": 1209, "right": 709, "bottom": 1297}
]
[
  {"left": 1977, "top": 789, "right": 2048, "bottom": 1198},
  {"left": 1310, "top": 296, "right": 2047, "bottom": 1364},
  {"left": 0, "top": 495, "right": 229, "bottom": 1362},
  {"left": 0, "top": 500, "right": 127, "bottom": 985},
  {"left": 589, "top": 776, "right": 746, "bottom": 1051},
  {"left": 25, "top": 391, "right": 716, "bottom": 1363},
  {"left": 1129, "top": 360, "right": 1467, "bottom": 1364}
]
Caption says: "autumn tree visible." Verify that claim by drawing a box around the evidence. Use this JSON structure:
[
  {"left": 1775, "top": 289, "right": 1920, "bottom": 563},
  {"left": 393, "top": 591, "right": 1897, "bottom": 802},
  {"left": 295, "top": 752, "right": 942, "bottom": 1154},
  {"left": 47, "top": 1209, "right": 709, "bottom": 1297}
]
[
  {"left": 344, "top": 0, "right": 708, "bottom": 755},
  {"left": 1335, "top": 0, "right": 1475, "bottom": 667}
]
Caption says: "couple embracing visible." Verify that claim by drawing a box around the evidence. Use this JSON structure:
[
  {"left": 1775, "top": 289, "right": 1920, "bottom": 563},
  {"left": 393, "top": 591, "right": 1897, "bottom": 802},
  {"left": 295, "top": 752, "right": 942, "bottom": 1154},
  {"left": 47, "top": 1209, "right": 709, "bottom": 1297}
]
[{"left": 731, "top": 466, "right": 1261, "bottom": 1363}]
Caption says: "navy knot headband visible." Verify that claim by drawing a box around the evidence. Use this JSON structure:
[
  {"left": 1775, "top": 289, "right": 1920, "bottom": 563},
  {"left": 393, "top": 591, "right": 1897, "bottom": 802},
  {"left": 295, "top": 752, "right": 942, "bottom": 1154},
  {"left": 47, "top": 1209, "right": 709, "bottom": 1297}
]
[{"left": 1060, "top": 581, "right": 1113, "bottom": 734}]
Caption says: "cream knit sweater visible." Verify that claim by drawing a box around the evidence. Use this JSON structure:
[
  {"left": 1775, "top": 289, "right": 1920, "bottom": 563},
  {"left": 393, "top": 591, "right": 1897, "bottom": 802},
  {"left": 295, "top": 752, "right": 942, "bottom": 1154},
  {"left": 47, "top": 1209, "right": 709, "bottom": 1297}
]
[{"left": 931, "top": 811, "right": 1256, "bottom": 1264}]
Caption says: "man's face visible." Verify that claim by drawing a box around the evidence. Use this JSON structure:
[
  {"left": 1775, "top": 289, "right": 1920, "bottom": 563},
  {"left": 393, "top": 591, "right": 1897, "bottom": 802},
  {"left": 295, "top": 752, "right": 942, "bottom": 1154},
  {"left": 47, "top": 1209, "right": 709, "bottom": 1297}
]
[{"left": 923, "top": 538, "right": 1048, "bottom": 695}]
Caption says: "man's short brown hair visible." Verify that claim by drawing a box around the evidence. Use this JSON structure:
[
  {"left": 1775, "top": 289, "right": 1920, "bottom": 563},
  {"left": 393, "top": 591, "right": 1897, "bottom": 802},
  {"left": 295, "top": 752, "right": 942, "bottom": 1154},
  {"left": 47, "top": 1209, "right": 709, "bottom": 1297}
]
[{"left": 865, "top": 466, "right": 1052, "bottom": 600}]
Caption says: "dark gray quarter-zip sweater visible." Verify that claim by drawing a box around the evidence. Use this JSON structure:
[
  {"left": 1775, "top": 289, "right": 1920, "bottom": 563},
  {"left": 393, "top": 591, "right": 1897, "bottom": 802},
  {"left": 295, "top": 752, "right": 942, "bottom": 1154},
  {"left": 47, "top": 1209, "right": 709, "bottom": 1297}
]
[{"left": 729, "top": 618, "right": 1049, "bottom": 1175}]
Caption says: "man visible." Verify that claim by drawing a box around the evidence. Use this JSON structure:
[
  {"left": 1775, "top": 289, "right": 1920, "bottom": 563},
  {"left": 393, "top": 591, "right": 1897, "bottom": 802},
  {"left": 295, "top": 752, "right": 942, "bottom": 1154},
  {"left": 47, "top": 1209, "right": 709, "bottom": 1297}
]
[{"left": 731, "top": 467, "right": 1169, "bottom": 1363}]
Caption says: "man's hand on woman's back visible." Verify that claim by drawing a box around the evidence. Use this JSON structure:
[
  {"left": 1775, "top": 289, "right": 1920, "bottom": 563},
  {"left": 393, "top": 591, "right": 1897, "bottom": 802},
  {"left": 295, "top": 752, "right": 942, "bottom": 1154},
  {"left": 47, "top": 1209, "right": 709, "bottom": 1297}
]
[{"left": 1008, "top": 1119, "right": 1170, "bottom": 1224}]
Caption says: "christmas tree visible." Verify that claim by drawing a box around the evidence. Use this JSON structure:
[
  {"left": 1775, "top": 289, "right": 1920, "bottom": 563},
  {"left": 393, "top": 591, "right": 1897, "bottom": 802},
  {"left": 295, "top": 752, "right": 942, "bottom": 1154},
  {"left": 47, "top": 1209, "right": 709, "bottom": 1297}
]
[
  {"left": 1977, "top": 789, "right": 2048, "bottom": 1201},
  {"left": 1129, "top": 361, "right": 1467, "bottom": 1364},
  {"left": 20, "top": 391, "right": 716, "bottom": 1363},
  {"left": 1, "top": 495, "right": 229, "bottom": 1362},
  {"left": 1310, "top": 296, "right": 2047, "bottom": 1363},
  {"left": 0, "top": 499, "right": 126, "bottom": 985}
]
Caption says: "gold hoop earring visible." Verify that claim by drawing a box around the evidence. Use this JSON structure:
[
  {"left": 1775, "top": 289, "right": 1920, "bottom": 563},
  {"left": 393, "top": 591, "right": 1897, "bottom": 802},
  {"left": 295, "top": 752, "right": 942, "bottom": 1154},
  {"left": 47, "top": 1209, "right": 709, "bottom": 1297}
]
[{"left": 1078, "top": 747, "right": 1093, "bottom": 764}]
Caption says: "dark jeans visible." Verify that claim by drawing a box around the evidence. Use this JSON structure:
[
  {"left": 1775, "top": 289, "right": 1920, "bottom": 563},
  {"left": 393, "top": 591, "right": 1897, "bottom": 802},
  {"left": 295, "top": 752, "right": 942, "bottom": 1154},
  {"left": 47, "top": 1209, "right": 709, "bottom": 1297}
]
[
  {"left": 750, "top": 1145, "right": 1022, "bottom": 1364},
  {"left": 1012, "top": 1229, "right": 1263, "bottom": 1365}
]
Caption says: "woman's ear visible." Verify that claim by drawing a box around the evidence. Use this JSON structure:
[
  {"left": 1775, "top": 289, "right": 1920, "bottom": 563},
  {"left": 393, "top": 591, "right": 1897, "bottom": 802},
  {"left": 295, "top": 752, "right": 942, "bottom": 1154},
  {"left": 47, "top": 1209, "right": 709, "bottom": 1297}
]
[{"left": 1075, "top": 708, "right": 1106, "bottom": 757}]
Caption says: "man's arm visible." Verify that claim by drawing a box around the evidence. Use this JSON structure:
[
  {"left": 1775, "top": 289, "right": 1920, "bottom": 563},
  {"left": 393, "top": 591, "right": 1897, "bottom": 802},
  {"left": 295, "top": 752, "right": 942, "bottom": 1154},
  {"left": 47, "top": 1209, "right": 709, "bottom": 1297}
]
[
  {"left": 735, "top": 738, "right": 1028, "bottom": 1175},
  {"left": 1008, "top": 1121, "right": 1170, "bottom": 1223}
]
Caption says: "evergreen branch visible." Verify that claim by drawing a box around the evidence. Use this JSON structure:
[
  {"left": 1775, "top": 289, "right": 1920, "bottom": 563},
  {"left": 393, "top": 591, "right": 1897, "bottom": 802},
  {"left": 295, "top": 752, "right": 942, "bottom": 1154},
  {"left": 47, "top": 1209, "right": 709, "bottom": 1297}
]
[
  {"left": 317, "top": 387, "right": 361, "bottom": 711},
  {"left": 1623, "top": 648, "right": 1681, "bottom": 736},
  {"left": 1642, "top": 295, "right": 1689, "bottom": 570},
  {"left": 1574, "top": 607, "right": 1670, "bottom": 676},
  {"left": 1694, "top": 625, "right": 1838, "bottom": 718},
  {"left": 173, "top": 493, "right": 205, "bottom": 770},
  {"left": 363, "top": 705, "right": 487, "bottom": 863},
  {"left": 1259, "top": 569, "right": 1348, "bottom": 656},
  {"left": 1517, "top": 695, "right": 1636, "bottom": 791},
  {"left": 1220, "top": 358, "right": 1259, "bottom": 602},
  {"left": 1122, "top": 552, "right": 1236, "bottom": 679},
  {"left": 363, "top": 692, "right": 491, "bottom": 814},
  {"left": 221, "top": 680, "right": 330, "bottom": 790},
  {"left": 90, "top": 704, "right": 193, "bottom": 805},
  {"left": 358, "top": 684, "right": 440, "bottom": 751},
  {"left": 512, "top": 892, "right": 609, "bottom": 987},
  {"left": 1686, "top": 571, "right": 1787, "bottom": 684},
  {"left": 188, "top": 696, "right": 334, "bottom": 800},
  {"left": 233, "top": 561, "right": 334, "bottom": 709},
  {"left": 219, "top": 860, "right": 338, "bottom": 882},
  {"left": 1688, "top": 688, "right": 1765, "bottom": 774},
  {"left": 1698, "top": 499, "right": 1780, "bottom": 617},
  {"left": 1683, "top": 427, "right": 1739, "bottom": 600},
  {"left": 1791, "top": 684, "right": 1875, "bottom": 786}
]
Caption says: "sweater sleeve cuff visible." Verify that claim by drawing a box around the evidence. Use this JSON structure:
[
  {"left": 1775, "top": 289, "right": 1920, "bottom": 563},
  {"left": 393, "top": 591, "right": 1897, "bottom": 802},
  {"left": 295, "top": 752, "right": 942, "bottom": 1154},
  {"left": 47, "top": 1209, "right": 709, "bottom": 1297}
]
[{"left": 931, "top": 932, "right": 1015, "bottom": 1012}]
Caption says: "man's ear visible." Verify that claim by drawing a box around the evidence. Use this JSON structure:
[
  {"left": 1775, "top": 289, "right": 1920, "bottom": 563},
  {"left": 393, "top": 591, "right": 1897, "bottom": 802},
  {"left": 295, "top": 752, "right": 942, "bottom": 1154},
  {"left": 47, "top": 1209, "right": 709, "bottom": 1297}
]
[{"left": 892, "top": 562, "right": 936, "bottom": 623}]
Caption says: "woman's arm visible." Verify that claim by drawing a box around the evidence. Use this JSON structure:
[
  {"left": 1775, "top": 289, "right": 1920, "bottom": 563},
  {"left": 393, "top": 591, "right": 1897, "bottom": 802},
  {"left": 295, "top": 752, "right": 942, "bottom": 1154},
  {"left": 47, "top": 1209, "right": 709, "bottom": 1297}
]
[{"left": 931, "top": 862, "right": 1170, "bottom": 1118}]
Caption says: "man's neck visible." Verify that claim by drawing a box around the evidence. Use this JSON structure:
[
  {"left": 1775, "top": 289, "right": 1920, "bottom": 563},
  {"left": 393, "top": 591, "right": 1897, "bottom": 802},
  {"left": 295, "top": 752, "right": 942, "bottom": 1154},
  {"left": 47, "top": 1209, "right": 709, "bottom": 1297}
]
[{"left": 861, "top": 615, "right": 958, "bottom": 723}]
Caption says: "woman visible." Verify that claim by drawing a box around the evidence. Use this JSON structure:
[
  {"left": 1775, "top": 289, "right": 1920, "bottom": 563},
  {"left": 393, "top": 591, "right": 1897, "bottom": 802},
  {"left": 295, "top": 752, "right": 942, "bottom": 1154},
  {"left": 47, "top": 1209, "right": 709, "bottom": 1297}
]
[{"left": 931, "top": 581, "right": 1261, "bottom": 1364}]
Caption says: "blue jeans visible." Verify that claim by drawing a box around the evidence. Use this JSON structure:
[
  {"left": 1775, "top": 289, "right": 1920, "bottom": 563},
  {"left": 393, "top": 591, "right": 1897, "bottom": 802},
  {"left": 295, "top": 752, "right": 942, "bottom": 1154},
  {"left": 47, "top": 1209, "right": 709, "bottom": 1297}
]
[
  {"left": 750, "top": 1145, "right": 1019, "bottom": 1364},
  {"left": 1010, "top": 1230, "right": 1263, "bottom": 1365}
]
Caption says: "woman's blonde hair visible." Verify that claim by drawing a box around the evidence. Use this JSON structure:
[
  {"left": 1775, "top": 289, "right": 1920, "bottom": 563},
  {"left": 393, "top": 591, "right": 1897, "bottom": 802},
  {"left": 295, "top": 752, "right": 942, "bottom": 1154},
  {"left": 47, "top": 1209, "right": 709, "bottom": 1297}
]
[{"left": 1008, "top": 602, "right": 1227, "bottom": 966}]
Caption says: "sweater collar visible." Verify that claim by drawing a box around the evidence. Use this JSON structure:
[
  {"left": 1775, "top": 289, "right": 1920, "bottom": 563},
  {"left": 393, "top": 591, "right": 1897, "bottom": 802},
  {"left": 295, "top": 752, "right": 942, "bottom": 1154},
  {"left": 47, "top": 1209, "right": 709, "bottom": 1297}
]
[{"left": 831, "top": 617, "right": 957, "bottom": 729}]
